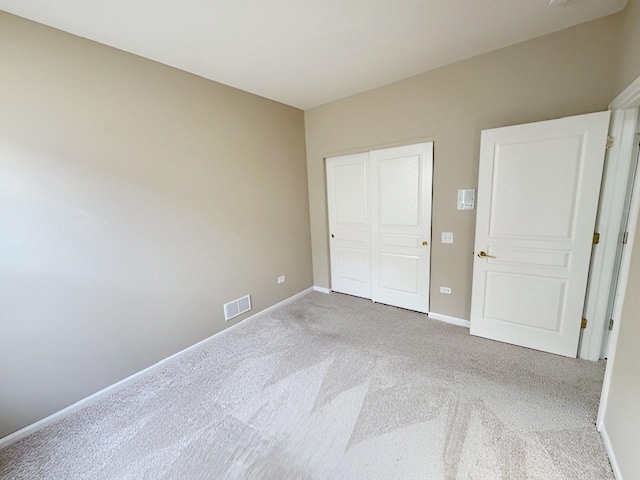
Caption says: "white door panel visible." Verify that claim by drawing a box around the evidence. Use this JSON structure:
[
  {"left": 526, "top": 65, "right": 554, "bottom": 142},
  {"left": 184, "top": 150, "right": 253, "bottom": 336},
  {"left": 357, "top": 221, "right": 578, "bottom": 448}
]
[
  {"left": 484, "top": 272, "right": 566, "bottom": 331},
  {"left": 378, "top": 155, "right": 421, "bottom": 226},
  {"left": 490, "top": 136, "right": 583, "bottom": 239},
  {"left": 371, "top": 143, "right": 433, "bottom": 313},
  {"left": 379, "top": 253, "right": 420, "bottom": 293},
  {"left": 471, "top": 111, "right": 611, "bottom": 357},
  {"left": 327, "top": 143, "right": 433, "bottom": 312},
  {"left": 327, "top": 153, "right": 371, "bottom": 299},
  {"left": 333, "top": 162, "right": 368, "bottom": 224}
]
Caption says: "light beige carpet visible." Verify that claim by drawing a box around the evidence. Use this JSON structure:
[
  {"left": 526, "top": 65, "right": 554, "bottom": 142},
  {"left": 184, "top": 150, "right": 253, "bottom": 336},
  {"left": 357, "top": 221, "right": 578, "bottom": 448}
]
[{"left": 0, "top": 292, "right": 613, "bottom": 479}]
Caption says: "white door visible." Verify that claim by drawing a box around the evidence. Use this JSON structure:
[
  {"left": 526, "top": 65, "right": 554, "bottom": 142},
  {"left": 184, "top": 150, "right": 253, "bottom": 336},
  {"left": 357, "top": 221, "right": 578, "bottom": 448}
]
[
  {"left": 327, "top": 152, "right": 371, "bottom": 299},
  {"left": 326, "top": 142, "right": 433, "bottom": 312},
  {"left": 470, "top": 112, "right": 611, "bottom": 357},
  {"left": 370, "top": 143, "right": 433, "bottom": 313}
]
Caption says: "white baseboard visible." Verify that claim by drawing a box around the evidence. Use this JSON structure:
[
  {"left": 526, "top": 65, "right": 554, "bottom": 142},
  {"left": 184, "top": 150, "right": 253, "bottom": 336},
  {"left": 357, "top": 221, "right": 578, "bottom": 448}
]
[
  {"left": 600, "top": 424, "right": 623, "bottom": 480},
  {"left": 313, "top": 286, "right": 331, "bottom": 294},
  {"left": 428, "top": 312, "right": 471, "bottom": 328},
  {"left": 600, "top": 423, "right": 623, "bottom": 479},
  {"left": 0, "top": 286, "right": 314, "bottom": 450}
]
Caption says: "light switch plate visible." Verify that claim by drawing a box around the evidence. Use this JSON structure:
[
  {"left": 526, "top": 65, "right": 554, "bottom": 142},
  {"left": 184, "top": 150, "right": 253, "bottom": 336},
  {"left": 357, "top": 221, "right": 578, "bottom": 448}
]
[
  {"left": 442, "top": 232, "right": 454, "bottom": 244},
  {"left": 440, "top": 287, "right": 452, "bottom": 294}
]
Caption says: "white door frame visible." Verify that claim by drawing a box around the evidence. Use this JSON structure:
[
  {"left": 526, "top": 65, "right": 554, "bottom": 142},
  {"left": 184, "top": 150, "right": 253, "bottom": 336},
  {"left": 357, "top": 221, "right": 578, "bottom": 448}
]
[
  {"left": 598, "top": 75, "right": 640, "bottom": 428},
  {"left": 579, "top": 108, "right": 640, "bottom": 360}
]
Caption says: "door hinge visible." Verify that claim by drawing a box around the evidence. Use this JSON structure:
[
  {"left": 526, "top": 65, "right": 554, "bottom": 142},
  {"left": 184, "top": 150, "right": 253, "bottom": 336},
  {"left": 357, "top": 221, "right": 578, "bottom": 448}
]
[
  {"left": 609, "top": 318, "right": 614, "bottom": 331},
  {"left": 623, "top": 231, "right": 629, "bottom": 244},
  {"left": 581, "top": 317, "right": 588, "bottom": 329},
  {"left": 606, "top": 136, "right": 615, "bottom": 150},
  {"left": 593, "top": 232, "right": 600, "bottom": 245}
]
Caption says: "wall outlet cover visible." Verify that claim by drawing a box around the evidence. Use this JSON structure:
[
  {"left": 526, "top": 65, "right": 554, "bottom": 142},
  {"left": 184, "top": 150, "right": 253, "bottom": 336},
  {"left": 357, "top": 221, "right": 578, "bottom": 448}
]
[
  {"left": 440, "top": 287, "right": 452, "bottom": 294},
  {"left": 278, "top": 275, "right": 286, "bottom": 284}
]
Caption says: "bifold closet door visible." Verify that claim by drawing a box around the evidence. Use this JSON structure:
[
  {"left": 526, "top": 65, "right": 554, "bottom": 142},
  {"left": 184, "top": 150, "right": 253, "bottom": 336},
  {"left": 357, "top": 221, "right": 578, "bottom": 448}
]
[
  {"left": 326, "top": 152, "right": 372, "bottom": 299},
  {"left": 370, "top": 143, "right": 433, "bottom": 313},
  {"left": 327, "top": 142, "right": 433, "bottom": 313}
]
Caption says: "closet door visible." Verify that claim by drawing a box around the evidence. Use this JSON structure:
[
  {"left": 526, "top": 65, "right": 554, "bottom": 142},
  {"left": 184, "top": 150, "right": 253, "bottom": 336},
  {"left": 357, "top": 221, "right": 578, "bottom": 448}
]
[
  {"left": 370, "top": 143, "right": 433, "bottom": 313},
  {"left": 326, "top": 153, "right": 371, "bottom": 299}
]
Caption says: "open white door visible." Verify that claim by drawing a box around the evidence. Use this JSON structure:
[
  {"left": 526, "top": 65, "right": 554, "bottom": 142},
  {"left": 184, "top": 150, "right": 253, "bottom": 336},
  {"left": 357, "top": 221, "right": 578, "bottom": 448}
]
[
  {"left": 370, "top": 143, "right": 433, "bottom": 313},
  {"left": 470, "top": 112, "right": 611, "bottom": 357},
  {"left": 326, "top": 153, "right": 371, "bottom": 299}
]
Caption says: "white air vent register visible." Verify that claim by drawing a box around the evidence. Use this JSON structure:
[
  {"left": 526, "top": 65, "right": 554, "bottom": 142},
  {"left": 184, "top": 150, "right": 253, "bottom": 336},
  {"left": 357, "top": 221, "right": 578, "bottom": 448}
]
[{"left": 224, "top": 295, "right": 251, "bottom": 321}]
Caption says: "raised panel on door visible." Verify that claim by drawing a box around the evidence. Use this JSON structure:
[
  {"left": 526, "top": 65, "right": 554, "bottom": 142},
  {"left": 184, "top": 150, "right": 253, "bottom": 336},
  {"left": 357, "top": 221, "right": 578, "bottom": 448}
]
[
  {"left": 489, "top": 136, "right": 582, "bottom": 240},
  {"left": 370, "top": 143, "right": 433, "bottom": 313},
  {"left": 483, "top": 272, "right": 567, "bottom": 331},
  {"left": 470, "top": 111, "right": 611, "bottom": 357},
  {"left": 326, "top": 153, "right": 371, "bottom": 299}
]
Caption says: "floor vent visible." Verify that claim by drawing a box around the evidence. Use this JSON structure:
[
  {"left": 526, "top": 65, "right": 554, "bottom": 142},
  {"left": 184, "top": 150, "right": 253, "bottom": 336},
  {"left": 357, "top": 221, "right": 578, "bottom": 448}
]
[{"left": 224, "top": 295, "right": 251, "bottom": 321}]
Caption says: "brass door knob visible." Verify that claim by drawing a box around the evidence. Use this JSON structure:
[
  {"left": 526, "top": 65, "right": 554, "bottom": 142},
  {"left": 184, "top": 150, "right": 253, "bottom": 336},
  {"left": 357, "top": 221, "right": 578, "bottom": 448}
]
[
  {"left": 477, "top": 251, "right": 496, "bottom": 259},
  {"left": 422, "top": 241, "right": 428, "bottom": 246}
]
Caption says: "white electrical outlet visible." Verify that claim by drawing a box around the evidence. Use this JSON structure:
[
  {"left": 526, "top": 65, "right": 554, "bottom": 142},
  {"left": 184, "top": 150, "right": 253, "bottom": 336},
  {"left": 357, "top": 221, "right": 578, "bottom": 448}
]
[
  {"left": 440, "top": 287, "right": 452, "bottom": 294},
  {"left": 278, "top": 275, "right": 286, "bottom": 284},
  {"left": 442, "top": 232, "right": 454, "bottom": 244}
]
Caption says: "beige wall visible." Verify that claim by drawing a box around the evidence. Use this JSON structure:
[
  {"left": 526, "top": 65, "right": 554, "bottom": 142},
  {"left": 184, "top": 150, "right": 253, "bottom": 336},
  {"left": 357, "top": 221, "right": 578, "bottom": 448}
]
[
  {"left": 305, "top": 15, "right": 620, "bottom": 319},
  {"left": 0, "top": 12, "right": 312, "bottom": 438},
  {"left": 615, "top": 0, "right": 640, "bottom": 95},
  {"left": 604, "top": 203, "right": 640, "bottom": 479},
  {"left": 601, "top": 3, "right": 640, "bottom": 479},
  {"left": 1, "top": 0, "right": 636, "bottom": 445}
]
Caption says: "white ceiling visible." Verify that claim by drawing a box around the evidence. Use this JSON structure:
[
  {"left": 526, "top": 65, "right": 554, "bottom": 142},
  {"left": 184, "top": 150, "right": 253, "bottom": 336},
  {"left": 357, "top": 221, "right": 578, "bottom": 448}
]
[{"left": 0, "top": 0, "right": 628, "bottom": 109}]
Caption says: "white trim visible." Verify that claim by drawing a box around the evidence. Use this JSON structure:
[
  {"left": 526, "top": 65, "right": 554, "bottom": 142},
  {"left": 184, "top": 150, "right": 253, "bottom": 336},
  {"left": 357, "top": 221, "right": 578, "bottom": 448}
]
[
  {"left": 313, "top": 285, "right": 331, "bottom": 294},
  {"left": 598, "top": 137, "right": 640, "bottom": 427},
  {"left": 600, "top": 424, "right": 624, "bottom": 480},
  {"left": 0, "top": 287, "right": 314, "bottom": 450},
  {"left": 580, "top": 108, "right": 639, "bottom": 360},
  {"left": 610, "top": 75, "right": 640, "bottom": 110},
  {"left": 428, "top": 312, "right": 471, "bottom": 328}
]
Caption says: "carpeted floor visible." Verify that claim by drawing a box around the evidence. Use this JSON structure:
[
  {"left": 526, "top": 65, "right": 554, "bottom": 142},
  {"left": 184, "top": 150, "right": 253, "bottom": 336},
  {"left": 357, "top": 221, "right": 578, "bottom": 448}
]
[{"left": 0, "top": 292, "right": 613, "bottom": 479}]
